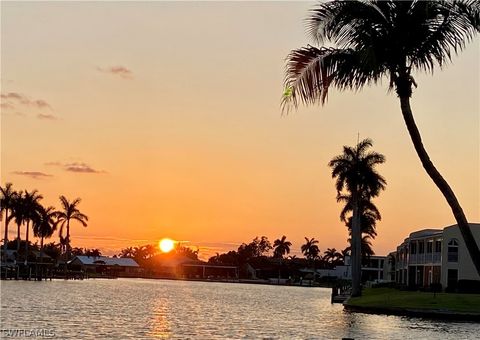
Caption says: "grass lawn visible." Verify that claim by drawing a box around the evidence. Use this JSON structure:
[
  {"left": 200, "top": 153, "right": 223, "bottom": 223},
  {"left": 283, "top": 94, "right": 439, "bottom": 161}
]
[{"left": 347, "top": 287, "right": 480, "bottom": 314}]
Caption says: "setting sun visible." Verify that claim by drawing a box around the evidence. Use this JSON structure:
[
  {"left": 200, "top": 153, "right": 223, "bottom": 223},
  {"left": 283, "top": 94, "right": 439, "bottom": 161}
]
[{"left": 159, "top": 238, "right": 175, "bottom": 253}]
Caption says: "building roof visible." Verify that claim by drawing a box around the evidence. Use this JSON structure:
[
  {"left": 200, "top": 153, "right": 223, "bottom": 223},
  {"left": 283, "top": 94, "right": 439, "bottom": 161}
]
[
  {"left": 71, "top": 256, "right": 139, "bottom": 267},
  {"left": 409, "top": 229, "right": 443, "bottom": 240}
]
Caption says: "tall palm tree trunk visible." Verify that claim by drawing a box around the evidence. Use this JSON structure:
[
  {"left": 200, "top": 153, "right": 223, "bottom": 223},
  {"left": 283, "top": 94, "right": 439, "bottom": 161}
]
[
  {"left": 351, "top": 191, "right": 362, "bottom": 297},
  {"left": 39, "top": 236, "right": 44, "bottom": 280},
  {"left": 16, "top": 223, "right": 21, "bottom": 253},
  {"left": 25, "top": 221, "right": 30, "bottom": 264},
  {"left": 400, "top": 96, "right": 480, "bottom": 275},
  {"left": 3, "top": 211, "right": 8, "bottom": 265},
  {"left": 66, "top": 220, "right": 71, "bottom": 261}
]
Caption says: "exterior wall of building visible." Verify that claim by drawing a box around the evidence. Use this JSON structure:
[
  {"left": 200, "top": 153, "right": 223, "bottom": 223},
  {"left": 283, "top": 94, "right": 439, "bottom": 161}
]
[
  {"left": 391, "top": 224, "right": 480, "bottom": 290},
  {"left": 441, "top": 224, "right": 480, "bottom": 289}
]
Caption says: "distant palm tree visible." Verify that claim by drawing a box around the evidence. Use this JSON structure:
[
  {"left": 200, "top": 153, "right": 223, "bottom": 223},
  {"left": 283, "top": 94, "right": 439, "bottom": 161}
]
[
  {"left": 273, "top": 235, "right": 292, "bottom": 259},
  {"left": 329, "top": 139, "right": 385, "bottom": 296},
  {"left": 301, "top": 237, "right": 320, "bottom": 261},
  {"left": 1, "top": 183, "right": 17, "bottom": 263},
  {"left": 55, "top": 196, "right": 88, "bottom": 261},
  {"left": 283, "top": 0, "right": 480, "bottom": 276},
  {"left": 119, "top": 247, "right": 135, "bottom": 258},
  {"left": 10, "top": 191, "right": 27, "bottom": 255},
  {"left": 84, "top": 248, "right": 101, "bottom": 257},
  {"left": 33, "top": 205, "right": 58, "bottom": 277},
  {"left": 22, "top": 190, "right": 43, "bottom": 262},
  {"left": 323, "top": 248, "right": 342, "bottom": 265}
]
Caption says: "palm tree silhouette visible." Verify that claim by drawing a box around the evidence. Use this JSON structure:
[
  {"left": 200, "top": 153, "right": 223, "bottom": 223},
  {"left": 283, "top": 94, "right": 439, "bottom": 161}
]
[
  {"left": 301, "top": 237, "right": 320, "bottom": 261},
  {"left": 329, "top": 138, "right": 385, "bottom": 296},
  {"left": 273, "top": 235, "right": 292, "bottom": 258},
  {"left": 1, "top": 183, "right": 17, "bottom": 264},
  {"left": 55, "top": 196, "right": 88, "bottom": 261},
  {"left": 323, "top": 248, "right": 342, "bottom": 265},
  {"left": 340, "top": 193, "right": 381, "bottom": 259},
  {"left": 10, "top": 191, "right": 27, "bottom": 256},
  {"left": 345, "top": 235, "right": 375, "bottom": 263},
  {"left": 283, "top": 0, "right": 480, "bottom": 276},
  {"left": 119, "top": 247, "right": 135, "bottom": 258},
  {"left": 33, "top": 205, "right": 58, "bottom": 278},
  {"left": 22, "top": 190, "right": 43, "bottom": 263}
]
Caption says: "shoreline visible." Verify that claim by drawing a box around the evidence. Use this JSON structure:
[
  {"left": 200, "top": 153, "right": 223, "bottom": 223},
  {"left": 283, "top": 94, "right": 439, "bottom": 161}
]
[{"left": 343, "top": 303, "right": 480, "bottom": 322}]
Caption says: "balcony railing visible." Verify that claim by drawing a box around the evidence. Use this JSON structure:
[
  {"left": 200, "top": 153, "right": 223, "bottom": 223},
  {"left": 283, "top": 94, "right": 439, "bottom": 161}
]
[{"left": 408, "top": 252, "right": 442, "bottom": 265}]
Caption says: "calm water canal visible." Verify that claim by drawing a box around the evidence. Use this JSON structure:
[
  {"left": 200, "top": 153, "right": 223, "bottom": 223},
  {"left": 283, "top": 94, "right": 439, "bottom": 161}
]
[{"left": 1, "top": 278, "right": 479, "bottom": 339}]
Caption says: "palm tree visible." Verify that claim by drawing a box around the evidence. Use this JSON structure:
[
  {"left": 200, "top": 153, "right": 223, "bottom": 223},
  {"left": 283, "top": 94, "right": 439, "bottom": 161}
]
[
  {"left": 301, "top": 237, "right": 320, "bottom": 261},
  {"left": 119, "top": 247, "right": 135, "bottom": 258},
  {"left": 22, "top": 190, "right": 43, "bottom": 263},
  {"left": 283, "top": 0, "right": 480, "bottom": 275},
  {"left": 340, "top": 193, "right": 382, "bottom": 254},
  {"left": 10, "top": 191, "right": 27, "bottom": 255},
  {"left": 329, "top": 139, "right": 386, "bottom": 296},
  {"left": 324, "top": 248, "right": 342, "bottom": 265},
  {"left": 32, "top": 205, "right": 58, "bottom": 278},
  {"left": 345, "top": 235, "right": 375, "bottom": 264},
  {"left": 1, "top": 183, "right": 17, "bottom": 264},
  {"left": 273, "top": 235, "right": 292, "bottom": 258},
  {"left": 55, "top": 196, "right": 88, "bottom": 261}
]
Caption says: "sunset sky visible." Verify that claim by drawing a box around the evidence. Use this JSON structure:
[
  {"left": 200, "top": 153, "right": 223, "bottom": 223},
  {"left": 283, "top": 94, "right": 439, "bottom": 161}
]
[{"left": 1, "top": 1, "right": 478, "bottom": 260}]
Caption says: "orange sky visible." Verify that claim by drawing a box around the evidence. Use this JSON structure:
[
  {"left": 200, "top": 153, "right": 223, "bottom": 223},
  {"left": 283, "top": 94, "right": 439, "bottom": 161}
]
[{"left": 1, "top": 2, "right": 479, "bottom": 260}]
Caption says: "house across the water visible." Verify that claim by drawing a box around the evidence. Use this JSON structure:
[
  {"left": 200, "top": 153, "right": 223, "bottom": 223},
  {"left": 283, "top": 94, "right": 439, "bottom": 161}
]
[{"left": 69, "top": 256, "right": 141, "bottom": 278}]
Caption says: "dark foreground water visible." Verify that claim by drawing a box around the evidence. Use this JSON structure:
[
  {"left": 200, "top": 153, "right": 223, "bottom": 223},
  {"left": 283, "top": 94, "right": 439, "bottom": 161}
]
[{"left": 1, "top": 278, "right": 479, "bottom": 339}]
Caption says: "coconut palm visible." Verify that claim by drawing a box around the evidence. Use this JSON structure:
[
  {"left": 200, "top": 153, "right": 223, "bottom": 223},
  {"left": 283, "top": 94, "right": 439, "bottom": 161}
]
[
  {"left": 301, "top": 237, "right": 320, "bottom": 261},
  {"left": 1, "top": 183, "right": 17, "bottom": 263},
  {"left": 55, "top": 196, "right": 88, "bottom": 261},
  {"left": 32, "top": 205, "right": 58, "bottom": 278},
  {"left": 283, "top": 0, "right": 480, "bottom": 275},
  {"left": 329, "top": 138, "right": 386, "bottom": 296},
  {"left": 22, "top": 190, "right": 43, "bottom": 262},
  {"left": 273, "top": 235, "right": 292, "bottom": 259}
]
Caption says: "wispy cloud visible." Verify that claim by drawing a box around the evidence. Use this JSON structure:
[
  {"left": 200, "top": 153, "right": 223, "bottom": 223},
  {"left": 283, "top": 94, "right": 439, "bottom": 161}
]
[
  {"left": 0, "top": 102, "right": 15, "bottom": 110},
  {"left": 64, "top": 162, "right": 106, "bottom": 173},
  {"left": 45, "top": 161, "right": 62, "bottom": 166},
  {"left": 37, "top": 113, "right": 58, "bottom": 120},
  {"left": 1, "top": 92, "right": 52, "bottom": 110},
  {"left": 46, "top": 161, "right": 106, "bottom": 174},
  {"left": 96, "top": 65, "right": 133, "bottom": 79},
  {"left": 11, "top": 171, "right": 53, "bottom": 179}
]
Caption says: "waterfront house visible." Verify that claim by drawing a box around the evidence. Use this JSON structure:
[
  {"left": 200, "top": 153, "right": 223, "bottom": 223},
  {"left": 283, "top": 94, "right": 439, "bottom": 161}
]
[
  {"left": 69, "top": 256, "right": 141, "bottom": 277},
  {"left": 391, "top": 223, "right": 480, "bottom": 290}
]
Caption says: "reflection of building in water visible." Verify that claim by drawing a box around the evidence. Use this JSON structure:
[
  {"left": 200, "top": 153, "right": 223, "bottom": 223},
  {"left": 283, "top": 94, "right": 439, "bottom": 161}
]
[{"left": 391, "top": 223, "right": 480, "bottom": 291}]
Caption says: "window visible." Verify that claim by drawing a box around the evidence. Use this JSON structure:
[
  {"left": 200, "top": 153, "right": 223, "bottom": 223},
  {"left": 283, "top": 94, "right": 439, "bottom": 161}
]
[
  {"left": 435, "top": 240, "right": 442, "bottom": 253},
  {"left": 448, "top": 239, "right": 459, "bottom": 262},
  {"left": 410, "top": 242, "right": 417, "bottom": 254},
  {"left": 427, "top": 241, "right": 433, "bottom": 253},
  {"left": 418, "top": 241, "right": 425, "bottom": 254}
]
